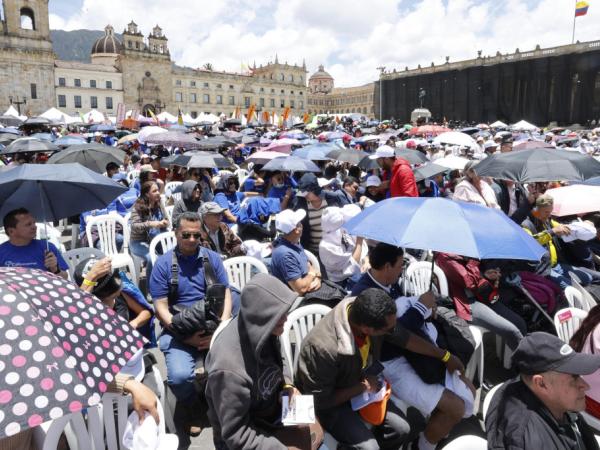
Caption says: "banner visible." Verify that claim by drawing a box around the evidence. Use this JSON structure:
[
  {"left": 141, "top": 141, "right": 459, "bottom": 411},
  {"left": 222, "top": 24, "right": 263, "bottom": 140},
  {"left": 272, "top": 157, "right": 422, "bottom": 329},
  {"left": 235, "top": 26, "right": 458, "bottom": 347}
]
[
  {"left": 246, "top": 104, "right": 256, "bottom": 123},
  {"left": 116, "top": 103, "right": 125, "bottom": 127}
]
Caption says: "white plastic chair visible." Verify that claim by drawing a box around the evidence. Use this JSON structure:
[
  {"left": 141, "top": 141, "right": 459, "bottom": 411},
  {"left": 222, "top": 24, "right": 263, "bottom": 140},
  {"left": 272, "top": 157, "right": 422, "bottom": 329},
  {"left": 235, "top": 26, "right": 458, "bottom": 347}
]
[
  {"left": 482, "top": 382, "right": 505, "bottom": 421},
  {"left": 235, "top": 168, "right": 249, "bottom": 185},
  {"left": 440, "top": 435, "right": 487, "bottom": 449},
  {"left": 165, "top": 205, "right": 175, "bottom": 228},
  {"left": 404, "top": 261, "right": 449, "bottom": 296},
  {"left": 565, "top": 285, "right": 587, "bottom": 311},
  {"left": 126, "top": 169, "right": 139, "bottom": 186},
  {"left": 149, "top": 231, "right": 177, "bottom": 265},
  {"left": 63, "top": 247, "right": 106, "bottom": 279},
  {"left": 164, "top": 181, "right": 182, "bottom": 200},
  {"left": 582, "top": 411, "right": 600, "bottom": 433},
  {"left": 85, "top": 214, "right": 137, "bottom": 284},
  {"left": 209, "top": 317, "right": 233, "bottom": 349},
  {"left": 304, "top": 249, "right": 321, "bottom": 274},
  {"left": 465, "top": 326, "right": 484, "bottom": 414},
  {"left": 223, "top": 256, "right": 269, "bottom": 292},
  {"left": 280, "top": 304, "right": 331, "bottom": 377},
  {"left": 33, "top": 404, "right": 105, "bottom": 450},
  {"left": 554, "top": 307, "right": 588, "bottom": 343}
]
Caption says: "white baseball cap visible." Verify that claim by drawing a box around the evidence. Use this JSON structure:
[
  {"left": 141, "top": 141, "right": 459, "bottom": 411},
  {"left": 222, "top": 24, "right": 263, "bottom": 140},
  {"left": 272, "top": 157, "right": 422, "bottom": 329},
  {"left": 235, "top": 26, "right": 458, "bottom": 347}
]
[
  {"left": 368, "top": 145, "right": 395, "bottom": 159},
  {"left": 366, "top": 175, "right": 382, "bottom": 187},
  {"left": 275, "top": 209, "right": 307, "bottom": 234}
]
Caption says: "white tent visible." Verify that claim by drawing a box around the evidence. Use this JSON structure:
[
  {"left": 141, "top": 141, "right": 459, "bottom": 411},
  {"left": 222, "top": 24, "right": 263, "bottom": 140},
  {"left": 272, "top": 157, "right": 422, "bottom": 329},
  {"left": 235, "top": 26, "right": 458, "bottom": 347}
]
[
  {"left": 182, "top": 113, "right": 195, "bottom": 124},
  {"left": 4, "top": 105, "right": 27, "bottom": 121},
  {"left": 82, "top": 109, "right": 105, "bottom": 124},
  {"left": 39, "top": 107, "right": 78, "bottom": 124},
  {"left": 157, "top": 111, "right": 177, "bottom": 123},
  {"left": 510, "top": 120, "right": 538, "bottom": 131}
]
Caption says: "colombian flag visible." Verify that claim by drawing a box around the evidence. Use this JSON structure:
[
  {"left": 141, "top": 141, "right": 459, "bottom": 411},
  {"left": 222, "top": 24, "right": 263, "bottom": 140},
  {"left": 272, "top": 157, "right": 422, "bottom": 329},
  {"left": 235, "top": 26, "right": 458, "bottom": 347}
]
[{"left": 575, "top": 1, "right": 589, "bottom": 17}]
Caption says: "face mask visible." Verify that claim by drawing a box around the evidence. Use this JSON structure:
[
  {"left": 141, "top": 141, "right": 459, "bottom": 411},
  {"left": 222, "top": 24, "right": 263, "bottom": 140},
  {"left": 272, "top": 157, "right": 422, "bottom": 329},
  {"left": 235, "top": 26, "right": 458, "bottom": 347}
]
[{"left": 273, "top": 182, "right": 284, "bottom": 189}]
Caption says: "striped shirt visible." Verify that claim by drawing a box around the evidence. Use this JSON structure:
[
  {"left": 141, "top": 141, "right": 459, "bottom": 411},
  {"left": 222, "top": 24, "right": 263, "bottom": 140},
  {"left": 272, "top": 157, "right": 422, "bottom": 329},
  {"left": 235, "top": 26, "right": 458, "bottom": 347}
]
[{"left": 307, "top": 198, "right": 328, "bottom": 253}]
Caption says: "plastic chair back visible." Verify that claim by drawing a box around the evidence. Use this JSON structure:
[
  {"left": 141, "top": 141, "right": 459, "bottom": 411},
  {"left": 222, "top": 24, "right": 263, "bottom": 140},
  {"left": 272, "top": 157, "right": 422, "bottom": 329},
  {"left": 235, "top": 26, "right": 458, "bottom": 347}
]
[
  {"left": 405, "top": 261, "right": 449, "bottom": 296},
  {"left": 554, "top": 307, "right": 588, "bottom": 343},
  {"left": 223, "top": 256, "right": 269, "bottom": 292},
  {"left": 86, "top": 214, "right": 129, "bottom": 256},
  {"left": 565, "top": 286, "right": 587, "bottom": 311},
  {"left": 33, "top": 404, "right": 104, "bottom": 450},
  {"left": 63, "top": 247, "right": 106, "bottom": 279},
  {"left": 126, "top": 170, "right": 139, "bottom": 185},
  {"left": 164, "top": 181, "right": 182, "bottom": 200},
  {"left": 280, "top": 304, "right": 331, "bottom": 377},
  {"left": 149, "top": 231, "right": 177, "bottom": 265},
  {"left": 441, "top": 435, "right": 487, "bottom": 450},
  {"left": 304, "top": 249, "right": 320, "bottom": 274},
  {"left": 482, "top": 382, "right": 505, "bottom": 421}
]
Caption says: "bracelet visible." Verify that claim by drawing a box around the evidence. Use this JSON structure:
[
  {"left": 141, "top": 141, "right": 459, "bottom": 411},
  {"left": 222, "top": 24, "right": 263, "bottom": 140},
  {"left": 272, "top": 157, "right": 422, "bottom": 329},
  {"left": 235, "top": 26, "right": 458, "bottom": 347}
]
[
  {"left": 122, "top": 376, "right": 136, "bottom": 396},
  {"left": 82, "top": 278, "right": 98, "bottom": 287},
  {"left": 283, "top": 384, "right": 295, "bottom": 390},
  {"left": 441, "top": 350, "right": 451, "bottom": 363}
]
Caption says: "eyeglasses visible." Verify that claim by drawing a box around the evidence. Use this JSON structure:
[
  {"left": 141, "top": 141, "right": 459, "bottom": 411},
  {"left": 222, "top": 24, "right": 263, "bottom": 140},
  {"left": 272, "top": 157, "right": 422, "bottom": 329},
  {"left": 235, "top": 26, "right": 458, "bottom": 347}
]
[{"left": 181, "top": 232, "right": 202, "bottom": 240}]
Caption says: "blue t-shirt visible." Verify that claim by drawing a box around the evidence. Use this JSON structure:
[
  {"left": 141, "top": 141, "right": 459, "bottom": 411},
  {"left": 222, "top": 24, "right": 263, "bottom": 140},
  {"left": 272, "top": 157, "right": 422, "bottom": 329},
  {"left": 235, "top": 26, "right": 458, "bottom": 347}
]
[
  {"left": 271, "top": 237, "right": 308, "bottom": 284},
  {"left": 114, "top": 188, "right": 139, "bottom": 215},
  {"left": 214, "top": 191, "right": 245, "bottom": 224},
  {"left": 0, "top": 239, "right": 68, "bottom": 273},
  {"left": 149, "top": 246, "right": 229, "bottom": 307}
]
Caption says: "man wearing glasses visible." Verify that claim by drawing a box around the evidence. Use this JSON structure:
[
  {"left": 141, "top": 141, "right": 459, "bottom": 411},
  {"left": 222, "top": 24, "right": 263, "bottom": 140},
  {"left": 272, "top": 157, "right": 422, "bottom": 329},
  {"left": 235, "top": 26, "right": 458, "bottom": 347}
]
[{"left": 149, "top": 211, "right": 232, "bottom": 439}]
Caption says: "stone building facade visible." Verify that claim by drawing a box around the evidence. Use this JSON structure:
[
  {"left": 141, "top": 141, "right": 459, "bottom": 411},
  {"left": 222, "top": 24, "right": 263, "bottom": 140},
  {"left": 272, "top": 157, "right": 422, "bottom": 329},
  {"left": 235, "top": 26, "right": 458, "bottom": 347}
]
[{"left": 306, "top": 65, "right": 376, "bottom": 117}]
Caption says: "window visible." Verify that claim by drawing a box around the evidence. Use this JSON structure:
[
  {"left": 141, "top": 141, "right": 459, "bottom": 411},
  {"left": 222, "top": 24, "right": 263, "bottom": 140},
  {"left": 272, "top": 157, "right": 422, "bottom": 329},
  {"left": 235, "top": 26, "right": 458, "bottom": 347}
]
[
  {"left": 30, "top": 83, "right": 37, "bottom": 100},
  {"left": 244, "top": 97, "right": 251, "bottom": 108},
  {"left": 128, "top": 41, "right": 132, "bottom": 48},
  {"left": 74, "top": 95, "right": 82, "bottom": 108},
  {"left": 229, "top": 85, "right": 234, "bottom": 89},
  {"left": 270, "top": 98, "right": 275, "bottom": 107},
  {"left": 191, "top": 111, "right": 198, "bottom": 119},
  {"left": 190, "top": 81, "right": 196, "bottom": 87},
  {"left": 280, "top": 99, "right": 285, "bottom": 108},
  {"left": 281, "top": 89, "right": 284, "bottom": 94},
  {"left": 259, "top": 98, "right": 265, "bottom": 107},
  {"left": 290, "top": 100, "right": 295, "bottom": 109},
  {"left": 20, "top": 7, "right": 35, "bottom": 30},
  {"left": 58, "top": 77, "right": 66, "bottom": 87},
  {"left": 291, "top": 90, "right": 294, "bottom": 95},
  {"left": 228, "top": 96, "right": 235, "bottom": 105},
  {"left": 260, "top": 87, "right": 264, "bottom": 92},
  {"left": 74, "top": 78, "right": 81, "bottom": 87},
  {"left": 289, "top": 74, "right": 294, "bottom": 82},
  {"left": 176, "top": 80, "right": 182, "bottom": 86},
  {"left": 106, "top": 97, "right": 113, "bottom": 109},
  {"left": 58, "top": 95, "right": 66, "bottom": 108},
  {"left": 90, "top": 80, "right": 96, "bottom": 88},
  {"left": 271, "top": 88, "right": 275, "bottom": 93},
  {"left": 216, "top": 95, "right": 222, "bottom": 104},
  {"left": 190, "top": 93, "right": 197, "bottom": 103},
  {"left": 90, "top": 96, "right": 98, "bottom": 109},
  {"left": 106, "top": 81, "right": 112, "bottom": 89},
  {"left": 299, "top": 91, "right": 303, "bottom": 96},
  {"left": 203, "top": 82, "right": 209, "bottom": 88},
  {"left": 280, "top": 73, "right": 285, "bottom": 81},
  {"left": 175, "top": 92, "right": 183, "bottom": 102},
  {"left": 216, "top": 83, "right": 222, "bottom": 88},
  {"left": 135, "top": 41, "right": 140, "bottom": 49},
  {"left": 203, "top": 94, "right": 210, "bottom": 103}
]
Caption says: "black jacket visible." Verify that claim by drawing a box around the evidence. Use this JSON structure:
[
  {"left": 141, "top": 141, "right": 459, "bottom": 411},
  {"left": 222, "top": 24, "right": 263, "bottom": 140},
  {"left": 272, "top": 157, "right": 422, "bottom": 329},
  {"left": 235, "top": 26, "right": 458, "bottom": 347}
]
[
  {"left": 486, "top": 378, "right": 599, "bottom": 450},
  {"left": 492, "top": 181, "right": 532, "bottom": 225}
]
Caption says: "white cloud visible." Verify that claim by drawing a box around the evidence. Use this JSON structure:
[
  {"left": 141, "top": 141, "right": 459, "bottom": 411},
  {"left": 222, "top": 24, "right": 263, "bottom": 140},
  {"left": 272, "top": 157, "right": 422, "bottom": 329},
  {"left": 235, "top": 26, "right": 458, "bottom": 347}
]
[{"left": 52, "top": 0, "right": 600, "bottom": 87}]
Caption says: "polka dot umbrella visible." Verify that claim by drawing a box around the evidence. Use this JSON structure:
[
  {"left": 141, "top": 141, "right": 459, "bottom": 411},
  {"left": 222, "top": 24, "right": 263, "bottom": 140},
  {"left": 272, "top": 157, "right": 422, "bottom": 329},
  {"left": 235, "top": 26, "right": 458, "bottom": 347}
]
[{"left": 0, "top": 267, "right": 144, "bottom": 439}]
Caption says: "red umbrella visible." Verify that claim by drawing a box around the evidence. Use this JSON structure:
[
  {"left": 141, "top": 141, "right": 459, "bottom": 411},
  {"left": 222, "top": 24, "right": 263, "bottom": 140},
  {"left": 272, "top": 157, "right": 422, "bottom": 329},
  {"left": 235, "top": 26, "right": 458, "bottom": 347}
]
[{"left": 408, "top": 125, "right": 451, "bottom": 136}]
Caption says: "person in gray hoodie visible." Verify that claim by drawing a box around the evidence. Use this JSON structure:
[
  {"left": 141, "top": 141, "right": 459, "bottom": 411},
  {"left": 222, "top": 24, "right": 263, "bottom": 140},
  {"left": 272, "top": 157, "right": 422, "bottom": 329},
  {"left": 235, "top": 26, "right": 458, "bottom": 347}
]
[
  {"left": 205, "top": 273, "right": 323, "bottom": 450},
  {"left": 171, "top": 180, "right": 203, "bottom": 227}
]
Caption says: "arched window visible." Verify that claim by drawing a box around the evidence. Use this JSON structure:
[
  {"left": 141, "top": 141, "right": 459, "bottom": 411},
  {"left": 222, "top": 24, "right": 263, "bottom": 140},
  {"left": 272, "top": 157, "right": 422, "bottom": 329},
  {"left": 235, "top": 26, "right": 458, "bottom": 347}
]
[
  {"left": 20, "top": 7, "right": 35, "bottom": 30},
  {"left": 289, "top": 74, "right": 294, "bottom": 82},
  {"left": 280, "top": 73, "right": 285, "bottom": 81}
]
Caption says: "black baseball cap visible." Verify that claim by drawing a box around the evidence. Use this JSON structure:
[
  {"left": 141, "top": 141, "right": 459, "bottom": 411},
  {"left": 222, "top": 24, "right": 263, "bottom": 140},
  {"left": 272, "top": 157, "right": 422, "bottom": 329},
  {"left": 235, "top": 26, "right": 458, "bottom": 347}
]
[
  {"left": 297, "top": 173, "right": 321, "bottom": 197},
  {"left": 512, "top": 332, "right": 600, "bottom": 375}
]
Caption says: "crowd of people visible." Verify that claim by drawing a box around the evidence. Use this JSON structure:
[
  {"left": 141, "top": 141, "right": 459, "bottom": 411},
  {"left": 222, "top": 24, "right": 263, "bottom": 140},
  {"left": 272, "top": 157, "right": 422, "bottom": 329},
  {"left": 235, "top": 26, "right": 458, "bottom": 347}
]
[{"left": 3, "top": 113, "right": 600, "bottom": 450}]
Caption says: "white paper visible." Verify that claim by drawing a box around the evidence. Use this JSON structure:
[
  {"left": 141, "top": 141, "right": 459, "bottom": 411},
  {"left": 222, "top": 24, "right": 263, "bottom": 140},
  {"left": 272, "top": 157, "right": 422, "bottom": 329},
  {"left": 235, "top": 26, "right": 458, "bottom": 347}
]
[
  {"left": 281, "top": 395, "right": 316, "bottom": 426},
  {"left": 350, "top": 383, "right": 387, "bottom": 411}
]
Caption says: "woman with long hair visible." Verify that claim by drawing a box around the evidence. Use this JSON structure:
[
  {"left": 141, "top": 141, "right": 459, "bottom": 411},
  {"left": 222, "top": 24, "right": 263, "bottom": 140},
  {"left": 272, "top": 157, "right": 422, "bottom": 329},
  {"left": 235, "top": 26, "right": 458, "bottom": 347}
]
[
  {"left": 129, "top": 181, "right": 168, "bottom": 278},
  {"left": 570, "top": 304, "right": 600, "bottom": 418}
]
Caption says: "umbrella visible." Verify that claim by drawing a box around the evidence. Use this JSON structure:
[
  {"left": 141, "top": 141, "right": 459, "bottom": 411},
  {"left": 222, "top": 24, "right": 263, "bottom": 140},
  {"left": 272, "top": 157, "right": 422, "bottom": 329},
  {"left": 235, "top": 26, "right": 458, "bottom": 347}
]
[
  {"left": 510, "top": 120, "right": 538, "bottom": 131},
  {"left": 358, "top": 155, "right": 381, "bottom": 170},
  {"left": 395, "top": 149, "right": 429, "bottom": 164},
  {"left": 47, "top": 144, "right": 126, "bottom": 173},
  {"left": 262, "top": 156, "right": 321, "bottom": 173},
  {"left": 580, "top": 176, "right": 600, "bottom": 186},
  {"left": 161, "top": 151, "right": 232, "bottom": 169},
  {"left": 0, "top": 115, "right": 23, "bottom": 127},
  {"left": 196, "top": 136, "right": 237, "bottom": 149},
  {"left": 0, "top": 267, "right": 144, "bottom": 439},
  {"left": 327, "top": 148, "right": 369, "bottom": 165},
  {"left": 54, "top": 135, "right": 87, "bottom": 147},
  {"left": 344, "top": 197, "right": 545, "bottom": 261},
  {"left": 21, "top": 117, "right": 52, "bottom": 127},
  {"left": 1, "top": 137, "right": 59, "bottom": 155},
  {"left": 223, "top": 130, "right": 243, "bottom": 141},
  {"left": 30, "top": 132, "right": 55, "bottom": 142},
  {"left": 0, "top": 127, "right": 21, "bottom": 135},
  {"left": 473, "top": 149, "right": 600, "bottom": 183},
  {"left": 433, "top": 132, "right": 478, "bottom": 150},
  {"left": 413, "top": 163, "right": 448, "bottom": 182},
  {"left": 0, "top": 163, "right": 126, "bottom": 227},
  {"left": 292, "top": 144, "right": 333, "bottom": 161},
  {"left": 280, "top": 131, "right": 309, "bottom": 140},
  {"left": 265, "top": 138, "right": 301, "bottom": 154},
  {"left": 144, "top": 131, "right": 204, "bottom": 149},
  {"left": 318, "top": 131, "right": 352, "bottom": 141},
  {"left": 434, "top": 155, "right": 470, "bottom": 170},
  {"left": 408, "top": 125, "right": 451, "bottom": 136},
  {"left": 245, "top": 151, "right": 287, "bottom": 165},
  {"left": 0, "top": 134, "right": 19, "bottom": 145},
  {"left": 137, "top": 126, "right": 167, "bottom": 144},
  {"left": 240, "top": 128, "right": 256, "bottom": 135},
  {"left": 259, "top": 136, "right": 273, "bottom": 146},
  {"left": 490, "top": 121, "right": 508, "bottom": 128},
  {"left": 166, "top": 124, "right": 187, "bottom": 132},
  {"left": 89, "top": 124, "right": 116, "bottom": 132},
  {"left": 117, "top": 133, "right": 139, "bottom": 145},
  {"left": 513, "top": 140, "right": 553, "bottom": 151},
  {"left": 242, "top": 135, "right": 260, "bottom": 145},
  {"left": 545, "top": 185, "right": 600, "bottom": 217}
]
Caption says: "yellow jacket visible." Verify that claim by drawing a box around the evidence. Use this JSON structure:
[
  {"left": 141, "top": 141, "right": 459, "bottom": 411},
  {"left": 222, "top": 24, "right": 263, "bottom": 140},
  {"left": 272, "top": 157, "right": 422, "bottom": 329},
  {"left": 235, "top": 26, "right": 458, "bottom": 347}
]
[{"left": 523, "top": 218, "right": 559, "bottom": 267}]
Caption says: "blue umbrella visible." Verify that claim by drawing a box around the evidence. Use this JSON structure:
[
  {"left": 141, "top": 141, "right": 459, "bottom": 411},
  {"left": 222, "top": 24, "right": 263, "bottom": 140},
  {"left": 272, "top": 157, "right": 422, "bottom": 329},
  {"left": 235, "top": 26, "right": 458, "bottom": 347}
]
[
  {"left": 89, "top": 124, "right": 116, "bottom": 132},
  {"left": 0, "top": 127, "right": 21, "bottom": 135},
  {"left": 54, "top": 135, "right": 87, "bottom": 147},
  {"left": 30, "top": 132, "right": 55, "bottom": 142},
  {"left": 579, "top": 176, "right": 600, "bottom": 186},
  {"left": 292, "top": 144, "right": 334, "bottom": 161},
  {"left": 261, "top": 155, "right": 321, "bottom": 173},
  {"left": 344, "top": 197, "right": 545, "bottom": 261}
]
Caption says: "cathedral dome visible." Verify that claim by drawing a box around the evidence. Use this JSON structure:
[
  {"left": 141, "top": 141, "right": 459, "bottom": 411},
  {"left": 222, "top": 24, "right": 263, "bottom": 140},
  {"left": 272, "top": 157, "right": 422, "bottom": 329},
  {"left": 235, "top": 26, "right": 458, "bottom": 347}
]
[
  {"left": 91, "top": 25, "right": 123, "bottom": 55},
  {"left": 309, "top": 65, "right": 333, "bottom": 81}
]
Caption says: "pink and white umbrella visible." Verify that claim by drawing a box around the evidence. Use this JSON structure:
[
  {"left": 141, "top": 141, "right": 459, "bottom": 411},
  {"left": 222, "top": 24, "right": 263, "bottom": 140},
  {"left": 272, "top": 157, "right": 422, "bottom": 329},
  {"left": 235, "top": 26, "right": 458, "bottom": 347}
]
[
  {"left": 265, "top": 138, "right": 301, "bottom": 154},
  {"left": 245, "top": 150, "right": 287, "bottom": 165},
  {"left": 546, "top": 184, "right": 600, "bottom": 217}
]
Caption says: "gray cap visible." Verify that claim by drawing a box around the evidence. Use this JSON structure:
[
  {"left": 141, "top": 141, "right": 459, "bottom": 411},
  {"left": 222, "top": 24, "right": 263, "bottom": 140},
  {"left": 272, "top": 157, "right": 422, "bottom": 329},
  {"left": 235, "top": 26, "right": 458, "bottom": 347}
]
[{"left": 199, "top": 202, "right": 226, "bottom": 216}]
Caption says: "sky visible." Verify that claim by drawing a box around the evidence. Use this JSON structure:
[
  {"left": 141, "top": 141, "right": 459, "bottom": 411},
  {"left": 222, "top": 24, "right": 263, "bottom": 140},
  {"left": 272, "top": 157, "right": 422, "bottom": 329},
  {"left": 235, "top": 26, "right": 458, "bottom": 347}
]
[{"left": 48, "top": 0, "right": 600, "bottom": 88}]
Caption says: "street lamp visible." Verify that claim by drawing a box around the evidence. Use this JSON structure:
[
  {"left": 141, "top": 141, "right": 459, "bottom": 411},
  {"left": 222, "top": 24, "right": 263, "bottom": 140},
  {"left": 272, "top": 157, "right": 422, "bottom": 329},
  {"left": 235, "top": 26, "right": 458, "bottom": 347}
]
[
  {"left": 376, "top": 66, "right": 385, "bottom": 120},
  {"left": 9, "top": 95, "right": 27, "bottom": 115}
]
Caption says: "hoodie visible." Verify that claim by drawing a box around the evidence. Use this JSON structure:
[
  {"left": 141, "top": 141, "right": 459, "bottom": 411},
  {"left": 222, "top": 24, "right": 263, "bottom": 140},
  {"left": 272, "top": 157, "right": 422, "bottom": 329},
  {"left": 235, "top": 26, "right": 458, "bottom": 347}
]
[
  {"left": 205, "top": 274, "right": 298, "bottom": 450},
  {"left": 171, "top": 180, "right": 202, "bottom": 227},
  {"left": 389, "top": 157, "right": 418, "bottom": 198}
]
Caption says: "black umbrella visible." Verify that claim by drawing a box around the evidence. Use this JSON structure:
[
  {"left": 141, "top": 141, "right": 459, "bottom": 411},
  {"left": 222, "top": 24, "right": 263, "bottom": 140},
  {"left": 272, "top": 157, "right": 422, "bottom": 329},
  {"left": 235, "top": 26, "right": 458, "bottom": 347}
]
[
  {"left": 47, "top": 144, "right": 126, "bottom": 173},
  {"left": 20, "top": 117, "right": 52, "bottom": 127},
  {"left": 262, "top": 156, "right": 321, "bottom": 172},
  {"left": 413, "top": 163, "right": 448, "bottom": 182},
  {"left": 242, "top": 135, "right": 260, "bottom": 145},
  {"left": 0, "top": 116, "right": 23, "bottom": 127},
  {"left": 0, "top": 134, "right": 19, "bottom": 145},
  {"left": 474, "top": 148, "right": 600, "bottom": 183},
  {"left": 161, "top": 151, "right": 232, "bottom": 169},
  {"left": 195, "top": 136, "right": 237, "bottom": 149},
  {"left": 395, "top": 149, "right": 429, "bottom": 164},
  {"left": 327, "top": 147, "right": 369, "bottom": 165},
  {"left": 1, "top": 137, "right": 59, "bottom": 155},
  {"left": 358, "top": 155, "right": 380, "bottom": 171}
]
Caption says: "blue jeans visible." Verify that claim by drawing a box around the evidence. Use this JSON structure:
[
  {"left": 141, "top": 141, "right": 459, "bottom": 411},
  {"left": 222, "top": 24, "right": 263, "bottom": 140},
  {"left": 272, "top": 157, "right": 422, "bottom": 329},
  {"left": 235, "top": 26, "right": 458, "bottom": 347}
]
[
  {"left": 159, "top": 332, "right": 203, "bottom": 403},
  {"left": 550, "top": 263, "right": 593, "bottom": 289},
  {"left": 130, "top": 240, "right": 153, "bottom": 279}
]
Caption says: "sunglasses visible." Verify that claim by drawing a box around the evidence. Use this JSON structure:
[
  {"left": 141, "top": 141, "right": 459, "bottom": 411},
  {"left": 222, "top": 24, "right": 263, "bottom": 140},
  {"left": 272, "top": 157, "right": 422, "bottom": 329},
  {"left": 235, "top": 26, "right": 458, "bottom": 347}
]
[{"left": 181, "top": 232, "right": 202, "bottom": 240}]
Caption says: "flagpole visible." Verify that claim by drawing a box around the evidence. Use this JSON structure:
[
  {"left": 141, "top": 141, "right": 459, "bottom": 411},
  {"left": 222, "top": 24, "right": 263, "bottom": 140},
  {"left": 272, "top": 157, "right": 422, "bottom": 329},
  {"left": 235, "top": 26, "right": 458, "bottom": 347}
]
[{"left": 572, "top": 1, "right": 577, "bottom": 44}]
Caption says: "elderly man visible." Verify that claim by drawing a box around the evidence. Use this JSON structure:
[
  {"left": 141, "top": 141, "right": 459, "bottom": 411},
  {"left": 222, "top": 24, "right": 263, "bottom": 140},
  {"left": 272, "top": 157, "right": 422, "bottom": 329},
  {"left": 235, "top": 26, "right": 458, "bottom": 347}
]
[
  {"left": 499, "top": 134, "right": 514, "bottom": 153},
  {"left": 149, "top": 211, "right": 233, "bottom": 438},
  {"left": 486, "top": 332, "right": 600, "bottom": 449},
  {"left": 0, "top": 208, "right": 68, "bottom": 278},
  {"left": 198, "top": 202, "right": 245, "bottom": 259},
  {"left": 369, "top": 145, "right": 418, "bottom": 198}
]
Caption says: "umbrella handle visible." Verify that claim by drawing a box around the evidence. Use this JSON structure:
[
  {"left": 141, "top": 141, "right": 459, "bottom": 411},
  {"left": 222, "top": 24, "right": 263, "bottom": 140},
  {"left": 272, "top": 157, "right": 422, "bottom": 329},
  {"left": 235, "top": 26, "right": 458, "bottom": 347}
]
[
  {"left": 37, "top": 180, "right": 49, "bottom": 251},
  {"left": 429, "top": 251, "right": 435, "bottom": 292}
]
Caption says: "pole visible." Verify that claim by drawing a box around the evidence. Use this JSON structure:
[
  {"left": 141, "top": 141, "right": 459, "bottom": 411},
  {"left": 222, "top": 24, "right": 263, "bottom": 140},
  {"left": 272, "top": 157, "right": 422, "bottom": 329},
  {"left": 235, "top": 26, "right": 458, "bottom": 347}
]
[{"left": 572, "top": 0, "right": 577, "bottom": 44}]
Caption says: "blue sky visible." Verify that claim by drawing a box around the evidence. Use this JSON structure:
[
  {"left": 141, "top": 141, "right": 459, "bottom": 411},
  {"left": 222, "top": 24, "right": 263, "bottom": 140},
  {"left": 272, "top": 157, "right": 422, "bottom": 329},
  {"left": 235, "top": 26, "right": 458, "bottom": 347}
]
[{"left": 48, "top": 0, "right": 600, "bottom": 87}]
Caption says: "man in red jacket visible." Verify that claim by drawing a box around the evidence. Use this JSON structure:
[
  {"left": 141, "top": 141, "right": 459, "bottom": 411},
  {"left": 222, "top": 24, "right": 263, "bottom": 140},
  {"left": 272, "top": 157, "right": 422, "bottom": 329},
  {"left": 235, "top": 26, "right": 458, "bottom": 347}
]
[{"left": 369, "top": 145, "right": 419, "bottom": 197}]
